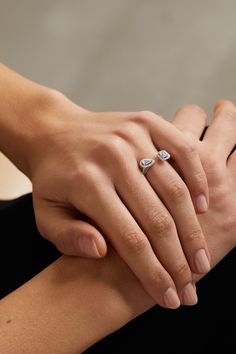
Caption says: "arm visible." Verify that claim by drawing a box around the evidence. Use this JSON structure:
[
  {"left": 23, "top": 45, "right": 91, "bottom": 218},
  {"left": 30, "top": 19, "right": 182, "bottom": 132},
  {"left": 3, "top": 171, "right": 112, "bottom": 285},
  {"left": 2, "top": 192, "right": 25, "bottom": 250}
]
[
  {"left": 0, "top": 63, "right": 52, "bottom": 175},
  {"left": 1, "top": 100, "right": 235, "bottom": 353},
  {"left": 0, "top": 63, "right": 210, "bottom": 307},
  {"left": 0, "top": 213, "right": 234, "bottom": 354},
  {"left": 0, "top": 249, "right": 152, "bottom": 354}
]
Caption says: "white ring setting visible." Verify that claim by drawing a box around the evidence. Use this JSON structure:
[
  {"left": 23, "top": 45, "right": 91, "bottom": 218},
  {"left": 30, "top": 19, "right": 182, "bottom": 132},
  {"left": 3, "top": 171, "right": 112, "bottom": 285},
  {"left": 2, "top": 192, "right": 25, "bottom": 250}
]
[
  {"left": 139, "top": 158, "right": 155, "bottom": 175},
  {"left": 156, "top": 150, "right": 171, "bottom": 161}
]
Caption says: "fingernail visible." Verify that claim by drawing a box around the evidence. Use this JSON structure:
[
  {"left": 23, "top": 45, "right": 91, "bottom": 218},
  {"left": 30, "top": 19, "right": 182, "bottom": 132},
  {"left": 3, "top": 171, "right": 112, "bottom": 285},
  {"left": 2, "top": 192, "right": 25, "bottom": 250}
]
[
  {"left": 196, "top": 194, "right": 208, "bottom": 213},
  {"left": 163, "top": 288, "right": 181, "bottom": 309},
  {"left": 194, "top": 249, "right": 211, "bottom": 273},
  {"left": 78, "top": 237, "right": 101, "bottom": 258},
  {"left": 180, "top": 283, "right": 198, "bottom": 306}
]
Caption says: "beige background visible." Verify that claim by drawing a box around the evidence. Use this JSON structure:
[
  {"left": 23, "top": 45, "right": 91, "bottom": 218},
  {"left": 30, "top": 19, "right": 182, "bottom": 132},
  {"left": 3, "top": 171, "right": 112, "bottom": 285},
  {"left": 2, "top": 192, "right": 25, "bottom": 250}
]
[{"left": 0, "top": 0, "right": 236, "bottom": 198}]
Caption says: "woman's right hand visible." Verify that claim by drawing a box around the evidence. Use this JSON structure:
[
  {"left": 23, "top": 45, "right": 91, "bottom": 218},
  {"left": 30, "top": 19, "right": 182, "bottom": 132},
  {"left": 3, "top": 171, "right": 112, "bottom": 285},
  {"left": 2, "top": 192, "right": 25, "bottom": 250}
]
[{"left": 172, "top": 100, "right": 236, "bottom": 273}]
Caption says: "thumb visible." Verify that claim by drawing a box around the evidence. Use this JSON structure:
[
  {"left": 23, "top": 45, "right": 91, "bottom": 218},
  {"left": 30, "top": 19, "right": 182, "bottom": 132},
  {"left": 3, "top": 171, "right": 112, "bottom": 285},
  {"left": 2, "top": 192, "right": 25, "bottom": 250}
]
[{"left": 35, "top": 204, "right": 107, "bottom": 258}]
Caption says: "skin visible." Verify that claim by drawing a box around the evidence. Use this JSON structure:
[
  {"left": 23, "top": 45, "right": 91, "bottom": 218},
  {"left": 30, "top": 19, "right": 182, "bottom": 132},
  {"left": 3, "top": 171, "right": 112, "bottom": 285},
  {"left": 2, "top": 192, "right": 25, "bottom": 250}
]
[
  {"left": 0, "top": 64, "right": 211, "bottom": 308},
  {"left": 0, "top": 100, "right": 235, "bottom": 353}
]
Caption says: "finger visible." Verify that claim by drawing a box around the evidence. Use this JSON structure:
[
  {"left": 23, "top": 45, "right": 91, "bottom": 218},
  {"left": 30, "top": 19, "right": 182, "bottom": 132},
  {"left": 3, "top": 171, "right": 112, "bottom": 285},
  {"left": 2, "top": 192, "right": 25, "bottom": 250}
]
[
  {"left": 171, "top": 104, "right": 207, "bottom": 139},
  {"left": 170, "top": 104, "right": 207, "bottom": 176},
  {"left": 35, "top": 201, "right": 107, "bottom": 257},
  {"left": 147, "top": 155, "right": 210, "bottom": 273},
  {"left": 142, "top": 111, "right": 209, "bottom": 213},
  {"left": 76, "top": 185, "right": 181, "bottom": 309},
  {"left": 115, "top": 166, "right": 199, "bottom": 305},
  {"left": 203, "top": 100, "right": 236, "bottom": 161},
  {"left": 132, "top": 145, "right": 210, "bottom": 275}
]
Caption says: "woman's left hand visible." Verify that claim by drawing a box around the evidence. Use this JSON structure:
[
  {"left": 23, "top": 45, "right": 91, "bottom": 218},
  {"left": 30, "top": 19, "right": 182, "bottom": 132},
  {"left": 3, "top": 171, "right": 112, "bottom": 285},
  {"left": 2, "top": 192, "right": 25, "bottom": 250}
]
[{"left": 24, "top": 89, "right": 211, "bottom": 308}]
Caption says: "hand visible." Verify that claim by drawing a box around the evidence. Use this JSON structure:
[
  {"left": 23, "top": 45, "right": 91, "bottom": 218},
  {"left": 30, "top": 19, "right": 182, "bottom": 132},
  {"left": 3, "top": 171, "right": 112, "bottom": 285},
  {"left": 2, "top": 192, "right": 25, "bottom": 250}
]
[
  {"left": 120, "top": 99, "right": 236, "bottom": 315},
  {"left": 27, "top": 90, "right": 211, "bottom": 309},
  {"left": 1, "top": 100, "right": 235, "bottom": 353},
  {"left": 0, "top": 65, "right": 211, "bottom": 308},
  {"left": 172, "top": 100, "right": 236, "bottom": 271}
]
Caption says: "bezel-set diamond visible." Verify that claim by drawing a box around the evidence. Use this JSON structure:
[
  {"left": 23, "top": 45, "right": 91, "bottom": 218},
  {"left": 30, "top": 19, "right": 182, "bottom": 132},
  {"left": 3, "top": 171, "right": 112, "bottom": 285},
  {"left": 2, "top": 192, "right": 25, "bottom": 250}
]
[
  {"left": 139, "top": 158, "right": 155, "bottom": 174},
  {"left": 156, "top": 150, "right": 170, "bottom": 161},
  {"left": 139, "top": 150, "right": 170, "bottom": 175}
]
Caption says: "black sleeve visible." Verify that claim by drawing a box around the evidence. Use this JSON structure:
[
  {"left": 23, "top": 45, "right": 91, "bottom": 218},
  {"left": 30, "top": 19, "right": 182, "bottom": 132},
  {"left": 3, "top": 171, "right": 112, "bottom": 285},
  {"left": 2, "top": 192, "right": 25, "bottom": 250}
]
[{"left": 0, "top": 194, "right": 61, "bottom": 299}]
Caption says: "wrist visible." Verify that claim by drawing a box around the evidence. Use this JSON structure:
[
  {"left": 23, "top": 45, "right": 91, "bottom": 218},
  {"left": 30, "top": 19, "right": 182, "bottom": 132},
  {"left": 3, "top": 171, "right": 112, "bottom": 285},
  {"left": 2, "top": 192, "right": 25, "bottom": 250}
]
[
  {"left": 0, "top": 64, "right": 57, "bottom": 176},
  {"left": 54, "top": 248, "right": 153, "bottom": 350},
  {"left": 99, "top": 248, "right": 154, "bottom": 320},
  {"left": 60, "top": 247, "right": 154, "bottom": 327}
]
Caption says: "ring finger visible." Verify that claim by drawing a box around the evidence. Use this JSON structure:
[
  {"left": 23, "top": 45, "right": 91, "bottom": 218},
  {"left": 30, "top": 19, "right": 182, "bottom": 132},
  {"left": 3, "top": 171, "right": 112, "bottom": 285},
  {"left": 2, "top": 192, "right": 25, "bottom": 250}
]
[
  {"left": 143, "top": 111, "right": 209, "bottom": 213},
  {"left": 144, "top": 151, "right": 210, "bottom": 274},
  {"left": 114, "top": 154, "right": 205, "bottom": 302}
]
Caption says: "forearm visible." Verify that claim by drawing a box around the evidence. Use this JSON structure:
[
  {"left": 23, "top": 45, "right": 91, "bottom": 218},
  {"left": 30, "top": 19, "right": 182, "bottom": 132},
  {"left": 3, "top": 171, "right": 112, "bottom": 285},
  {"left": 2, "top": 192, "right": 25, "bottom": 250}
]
[
  {"left": 0, "top": 225, "right": 234, "bottom": 354},
  {"left": 0, "top": 249, "right": 153, "bottom": 354},
  {"left": 0, "top": 63, "right": 57, "bottom": 176},
  {"left": 0, "top": 64, "right": 88, "bottom": 180}
]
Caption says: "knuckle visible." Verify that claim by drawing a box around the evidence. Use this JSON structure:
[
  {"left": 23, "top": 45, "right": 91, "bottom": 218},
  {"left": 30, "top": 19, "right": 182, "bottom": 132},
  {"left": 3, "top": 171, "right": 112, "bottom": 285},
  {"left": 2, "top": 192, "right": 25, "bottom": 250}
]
[
  {"left": 95, "top": 136, "right": 126, "bottom": 158},
  {"left": 146, "top": 267, "right": 168, "bottom": 288},
  {"left": 114, "top": 122, "right": 149, "bottom": 150},
  {"left": 215, "top": 99, "right": 236, "bottom": 113},
  {"left": 193, "top": 172, "right": 206, "bottom": 183},
  {"left": 192, "top": 172, "right": 207, "bottom": 189},
  {"left": 123, "top": 230, "right": 147, "bottom": 254},
  {"left": 90, "top": 136, "right": 131, "bottom": 170},
  {"left": 150, "top": 211, "right": 173, "bottom": 235},
  {"left": 73, "top": 163, "right": 100, "bottom": 192},
  {"left": 182, "top": 104, "right": 207, "bottom": 121},
  {"left": 202, "top": 156, "right": 219, "bottom": 174},
  {"left": 168, "top": 181, "right": 188, "bottom": 202},
  {"left": 113, "top": 121, "right": 139, "bottom": 142},
  {"left": 187, "top": 228, "right": 203, "bottom": 244},
  {"left": 74, "top": 163, "right": 94, "bottom": 180},
  {"left": 138, "top": 110, "right": 156, "bottom": 121},
  {"left": 179, "top": 140, "right": 196, "bottom": 156},
  {"left": 173, "top": 262, "right": 191, "bottom": 279},
  {"left": 131, "top": 110, "right": 158, "bottom": 125}
]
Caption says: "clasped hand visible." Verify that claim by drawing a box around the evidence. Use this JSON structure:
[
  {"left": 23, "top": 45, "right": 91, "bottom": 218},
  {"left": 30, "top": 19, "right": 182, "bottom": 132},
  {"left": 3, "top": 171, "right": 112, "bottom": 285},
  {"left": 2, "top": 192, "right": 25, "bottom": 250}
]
[{"left": 25, "top": 92, "right": 235, "bottom": 310}]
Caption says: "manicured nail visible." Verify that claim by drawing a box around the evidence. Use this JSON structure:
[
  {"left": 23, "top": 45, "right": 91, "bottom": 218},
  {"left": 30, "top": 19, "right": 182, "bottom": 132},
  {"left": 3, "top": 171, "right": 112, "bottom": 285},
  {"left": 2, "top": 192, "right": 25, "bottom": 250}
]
[
  {"left": 180, "top": 283, "right": 198, "bottom": 306},
  {"left": 194, "top": 249, "right": 211, "bottom": 273},
  {"left": 196, "top": 194, "right": 208, "bottom": 213},
  {"left": 163, "top": 288, "right": 181, "bottom": 309},
  {"left": 78, "top": 237, "right": 101, "bottom": 258}
]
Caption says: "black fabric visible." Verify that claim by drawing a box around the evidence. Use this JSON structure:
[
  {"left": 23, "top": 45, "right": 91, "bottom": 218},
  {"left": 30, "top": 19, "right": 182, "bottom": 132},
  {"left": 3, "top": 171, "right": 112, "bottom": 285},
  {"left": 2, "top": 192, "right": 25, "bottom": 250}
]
[
  {"left": 0, "top": 194, "right": 235, "bottom": 353},
  {"left": 0, "top": 194, "right": 61, "bottom": 299},
  {"left": 85, "top": 249, "right": 236, "bottom": 354}
]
